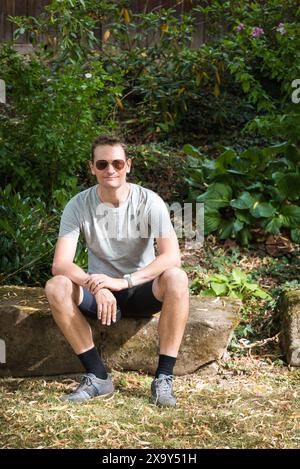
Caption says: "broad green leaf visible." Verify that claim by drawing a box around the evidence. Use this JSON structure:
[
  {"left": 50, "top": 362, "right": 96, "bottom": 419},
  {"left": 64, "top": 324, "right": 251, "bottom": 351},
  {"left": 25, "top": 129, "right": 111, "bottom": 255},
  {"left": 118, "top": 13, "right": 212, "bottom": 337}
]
[
  {"left": 280, "top": 205, "right": 300, "bottom": 226},
  {"left": 236, "top": 210, "right": 252, "bottom": 223},
  {"left": 264, "top": 217, "right": 283, "bottom": 234},
  {"left": 252, "top": 290, "right": 272, "bottom": 300},
  {"left": 291, "top": 228, "right": 300, "bottom": 244},
  {"left": 277, "top": 174, "right": 300, "bottom": 200},
  {"left": 208, "top": 273, "right": 230, "bottom": 282},
  {"left": 204, "top": 210, "right": 221, "bottom": 234},
  {"left": 210, "top": 282, "right": 227, "bottom": 296},
  {"left": 245, "top": 282, "right": 259, "bottom": 291},
  {"left": 240, "top": 147, "right": 261, "bottom": 163},
  {"left": 232, "top": 268, "right": 247, "bottom": 284},
  {"left": 250, "top": 202, "right": 276, "bottom": 218},
  {"left": 230, "top": 192, "right": 256, "bottom": 210},
  {"left": 183, "top": 144, "right": 201, "bottom": 157},
  {"left": 202, "top": 289, "right": 215, "bottom": 297},
  {"left": 219, "top": 219, "right": 234, "bottom": 239},
  {"left": 215, "top": 148, "right": 237, "bottom": 168},
  {"left": 198, "top": 183, "right": 232, "bottom": 209},
  {"left": 285, "top": 144, "right": 300, "bottom": 164},
  {"left": 272, "top": 171, "right": 285, "bottom": 184},
  {"left": 187, "top": 168, "right": 203, "bottom": 183},
  {"left": 233, "top": 219, "right": 244, "bottom": 233},
  {"left": 261, "top": 142, "right": 287, "bottom": 158}
]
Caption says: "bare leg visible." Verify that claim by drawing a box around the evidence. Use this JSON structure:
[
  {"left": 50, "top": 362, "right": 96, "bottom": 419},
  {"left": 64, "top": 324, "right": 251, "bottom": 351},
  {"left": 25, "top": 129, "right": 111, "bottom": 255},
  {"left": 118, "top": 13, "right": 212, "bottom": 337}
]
[
  {"left": 45, "top": 275, "right": 93, "bottom": 355},
  {"left": 152, "top": 267, "right": 189, "bottom": 357}
]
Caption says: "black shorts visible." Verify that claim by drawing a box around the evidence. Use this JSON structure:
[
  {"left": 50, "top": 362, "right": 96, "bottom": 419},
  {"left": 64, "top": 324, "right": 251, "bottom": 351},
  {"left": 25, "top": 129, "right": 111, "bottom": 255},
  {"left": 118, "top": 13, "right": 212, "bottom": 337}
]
[{"left": 78, "top": 279, "right": 163, "bottom": 320}]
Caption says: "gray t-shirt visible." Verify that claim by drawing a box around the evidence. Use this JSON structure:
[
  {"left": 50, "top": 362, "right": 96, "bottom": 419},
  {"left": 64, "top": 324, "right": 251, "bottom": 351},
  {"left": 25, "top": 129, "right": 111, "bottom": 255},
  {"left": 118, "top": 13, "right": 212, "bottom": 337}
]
[{"left": 58, "top": 183, "right": 175, "bottom": 277}]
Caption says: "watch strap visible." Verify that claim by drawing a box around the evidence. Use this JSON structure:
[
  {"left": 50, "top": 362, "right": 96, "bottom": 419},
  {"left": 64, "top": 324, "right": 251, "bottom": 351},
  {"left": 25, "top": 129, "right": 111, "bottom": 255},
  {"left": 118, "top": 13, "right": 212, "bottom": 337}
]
[{"left": 123, "top": 273, "right": 133, "bottom": 288}]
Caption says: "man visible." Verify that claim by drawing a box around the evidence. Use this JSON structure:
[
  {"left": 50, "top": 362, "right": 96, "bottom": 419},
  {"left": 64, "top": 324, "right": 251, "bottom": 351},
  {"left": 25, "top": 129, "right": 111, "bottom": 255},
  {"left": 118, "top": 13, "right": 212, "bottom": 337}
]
[{"left": 45, "top": 135, "right": 189, "bottom": 407}]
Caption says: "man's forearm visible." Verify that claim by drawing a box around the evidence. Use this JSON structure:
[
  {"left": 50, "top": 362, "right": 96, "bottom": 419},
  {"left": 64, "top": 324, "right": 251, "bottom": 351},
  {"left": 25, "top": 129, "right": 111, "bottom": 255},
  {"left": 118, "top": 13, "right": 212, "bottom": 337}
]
[
  {"left": 131, "top": 253, "right": 181, "bottom": 287},
  {"left": 52, "top": 261, "right": 90, "bottom": 287}
]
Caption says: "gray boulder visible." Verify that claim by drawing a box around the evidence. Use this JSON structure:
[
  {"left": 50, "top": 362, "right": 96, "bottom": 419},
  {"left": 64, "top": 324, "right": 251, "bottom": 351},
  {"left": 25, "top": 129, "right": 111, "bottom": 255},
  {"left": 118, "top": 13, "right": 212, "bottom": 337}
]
[
  {"left": 0, "top": 286, "right": 240, "bottom": 377},
  {"left": 280, "top": 290, "right": 300, "bottom": 366}
]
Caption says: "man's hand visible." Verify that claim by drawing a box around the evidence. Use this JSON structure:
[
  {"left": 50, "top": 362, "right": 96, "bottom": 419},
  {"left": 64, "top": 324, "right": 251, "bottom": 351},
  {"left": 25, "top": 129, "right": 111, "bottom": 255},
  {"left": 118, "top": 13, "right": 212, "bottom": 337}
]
[
  {"left": 85, "top": 274, "right": 127, "bottom": 294},
  {"left": 95, "top": 288, "right": 117, "bottom": 326}
]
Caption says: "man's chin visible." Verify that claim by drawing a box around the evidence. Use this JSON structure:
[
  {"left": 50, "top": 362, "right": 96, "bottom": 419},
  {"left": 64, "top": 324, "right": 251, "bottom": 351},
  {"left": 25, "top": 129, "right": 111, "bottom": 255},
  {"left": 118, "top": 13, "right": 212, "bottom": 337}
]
[{"left": 102, "top": 179, "right": 122, "bottom": 188}]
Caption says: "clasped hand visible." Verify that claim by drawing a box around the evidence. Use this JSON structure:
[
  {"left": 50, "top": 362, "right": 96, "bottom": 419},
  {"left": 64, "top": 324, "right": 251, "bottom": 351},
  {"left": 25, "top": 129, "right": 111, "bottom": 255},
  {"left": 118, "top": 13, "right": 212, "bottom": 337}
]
[
  {"left": 85, "top": 274, "right": 127, "bottom": 295},
  {"left": 84, "top": 274, "right": 127, "bottom": 326}
]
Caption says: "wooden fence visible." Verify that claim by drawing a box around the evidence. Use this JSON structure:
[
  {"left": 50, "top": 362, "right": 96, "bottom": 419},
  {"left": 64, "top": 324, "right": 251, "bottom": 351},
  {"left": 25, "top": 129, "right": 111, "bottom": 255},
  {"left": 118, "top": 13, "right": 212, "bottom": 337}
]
[{"left": 0, "top": 0, "right": 206, "bottom": 47}]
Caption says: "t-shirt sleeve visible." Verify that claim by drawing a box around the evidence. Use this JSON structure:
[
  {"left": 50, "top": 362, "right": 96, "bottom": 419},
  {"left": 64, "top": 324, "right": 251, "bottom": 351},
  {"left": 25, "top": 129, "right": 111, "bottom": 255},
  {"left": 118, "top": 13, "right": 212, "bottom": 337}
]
[
  {"left": 147, "top": 194, "right": 175, "bottom": 238},
  {"left": 58, "top": 198, "right": 81, "bottom": 240}
]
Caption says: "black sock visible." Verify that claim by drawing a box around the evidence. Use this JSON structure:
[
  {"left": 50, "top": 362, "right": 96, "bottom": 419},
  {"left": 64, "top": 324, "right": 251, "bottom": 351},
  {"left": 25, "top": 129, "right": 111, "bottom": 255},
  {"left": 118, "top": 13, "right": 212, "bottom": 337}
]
[
  {"left": 77, "top": 346, "right": 108, "bottom": 380},
  {"left": 155, "top": 354, "right": 177, "bottom": 378}
]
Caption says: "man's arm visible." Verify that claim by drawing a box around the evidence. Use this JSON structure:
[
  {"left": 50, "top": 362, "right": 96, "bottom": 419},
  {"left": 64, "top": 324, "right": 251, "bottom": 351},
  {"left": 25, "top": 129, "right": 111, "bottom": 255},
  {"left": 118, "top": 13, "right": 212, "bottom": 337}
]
[
  {"left": 52, "top": 236, "right": 90, "bottom": 287},
  {"left": 130, "top": 232, "right": 181, "bottom": 287}
]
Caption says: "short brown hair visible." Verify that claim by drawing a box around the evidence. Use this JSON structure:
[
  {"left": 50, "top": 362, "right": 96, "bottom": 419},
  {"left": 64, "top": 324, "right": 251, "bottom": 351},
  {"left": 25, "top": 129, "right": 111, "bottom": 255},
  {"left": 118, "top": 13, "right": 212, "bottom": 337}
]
[{"left": 91, "top": 135, "right": 127, "bottom": 162}]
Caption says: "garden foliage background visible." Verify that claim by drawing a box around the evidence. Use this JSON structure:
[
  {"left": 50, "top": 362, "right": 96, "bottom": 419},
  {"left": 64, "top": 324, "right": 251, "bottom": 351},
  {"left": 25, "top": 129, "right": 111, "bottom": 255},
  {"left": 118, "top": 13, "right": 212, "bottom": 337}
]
[{"left": 0, "top": 0, "right": 300, "bottom": 347}]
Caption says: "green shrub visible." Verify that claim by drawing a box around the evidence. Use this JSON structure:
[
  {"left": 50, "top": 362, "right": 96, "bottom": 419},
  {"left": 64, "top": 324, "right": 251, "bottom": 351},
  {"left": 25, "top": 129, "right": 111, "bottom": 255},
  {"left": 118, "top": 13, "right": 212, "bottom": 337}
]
[
  {"left": 0, "top": 185, "right": 88, "bottom": 285},
  {"left": 184, "top": 140, "right": 300, "bottom": 245},
  {"left": 0, "top": 44, "right": 123, "bottom": 207},
  {"left": 0, "top": 185, "right": 57, "bottom": 285},
  {"left": 127, "top": 143, "right": 188, "bottom": 202},
  {"left": 190, "top": 267, "right": 271, "bottom": 301},
  {"left": 197, "top": 0, "right": 300, "bottom": 112}
]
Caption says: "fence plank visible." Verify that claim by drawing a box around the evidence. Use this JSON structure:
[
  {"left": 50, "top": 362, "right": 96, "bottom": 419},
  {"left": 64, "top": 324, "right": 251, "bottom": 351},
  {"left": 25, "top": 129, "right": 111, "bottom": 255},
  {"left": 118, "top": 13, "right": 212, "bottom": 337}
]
[
  {"left": 14, "top": 0, "right": 29, "bottom": 43},
  {"left": 0, "top": 0, "right": 206, "bottom": 46},
  {"left": 0, "top": 0, "right": 14, "bottom": 42}
]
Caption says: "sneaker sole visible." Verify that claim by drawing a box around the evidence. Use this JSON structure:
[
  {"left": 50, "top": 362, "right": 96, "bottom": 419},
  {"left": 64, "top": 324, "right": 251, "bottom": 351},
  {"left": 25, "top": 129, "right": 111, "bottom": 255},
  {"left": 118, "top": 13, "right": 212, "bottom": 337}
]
[{"left": 60, "top": 390, "right": 115, "bottom": 403}]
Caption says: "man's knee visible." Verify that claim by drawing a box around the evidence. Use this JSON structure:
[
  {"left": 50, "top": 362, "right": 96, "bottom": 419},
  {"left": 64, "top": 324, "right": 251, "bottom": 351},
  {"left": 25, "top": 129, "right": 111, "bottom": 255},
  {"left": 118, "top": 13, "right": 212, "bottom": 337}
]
[
  {"left": 160, "top": 267, "right": 189, "bottom": 296},
  {"left": 45, "top": 275, "right": 73, "bottom": 304}
]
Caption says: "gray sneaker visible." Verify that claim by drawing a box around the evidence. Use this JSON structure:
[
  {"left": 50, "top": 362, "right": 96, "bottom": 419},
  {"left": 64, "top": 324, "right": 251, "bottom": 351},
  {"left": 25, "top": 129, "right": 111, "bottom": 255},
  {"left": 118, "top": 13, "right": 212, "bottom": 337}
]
[
  {"left": 60, "top": 373, "right": 114, "bottom": 402},
  {"left": 151, "top": 374, "right": 176, "bottom": 407}
]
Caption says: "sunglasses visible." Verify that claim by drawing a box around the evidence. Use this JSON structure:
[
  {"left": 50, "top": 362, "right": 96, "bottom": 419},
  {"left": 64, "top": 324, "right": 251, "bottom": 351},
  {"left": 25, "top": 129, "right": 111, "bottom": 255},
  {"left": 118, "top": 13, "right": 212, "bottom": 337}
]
[{"left": 95, "top": 159, "right": 126, "bottom": 171}]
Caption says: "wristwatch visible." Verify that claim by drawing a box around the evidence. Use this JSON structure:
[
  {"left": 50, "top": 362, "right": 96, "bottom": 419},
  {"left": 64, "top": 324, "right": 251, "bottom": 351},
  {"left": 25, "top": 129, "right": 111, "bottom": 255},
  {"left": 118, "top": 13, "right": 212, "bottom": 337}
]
[{"left": 123, "top": 273, "right": 134, "bottom": 289}]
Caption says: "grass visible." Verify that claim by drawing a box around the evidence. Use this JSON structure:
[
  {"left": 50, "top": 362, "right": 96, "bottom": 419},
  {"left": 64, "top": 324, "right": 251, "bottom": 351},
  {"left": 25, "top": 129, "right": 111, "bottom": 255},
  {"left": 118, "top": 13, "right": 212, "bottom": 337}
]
[{"left": 1, "top": 358, "right": 300, "bottom": 449}]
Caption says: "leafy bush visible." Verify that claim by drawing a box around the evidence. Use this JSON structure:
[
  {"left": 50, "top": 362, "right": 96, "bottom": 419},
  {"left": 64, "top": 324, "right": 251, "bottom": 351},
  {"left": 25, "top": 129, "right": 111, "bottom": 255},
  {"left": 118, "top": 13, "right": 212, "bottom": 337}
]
[
  {"left": 0, "top": 43, "right": 123, "bottom": 206},
  {"left": 127, "top": 143, "right": 188, "bottom": 202},
  {"left": 0, "top": 185, "right": 57, "bottom": 285},
  {"left": 197, "top": 0, "right": 300, "bottom": 112},
  {"left": 0, "top": 185, "right": 88, "bottom": 285},
  {"left": 184, "top": 140, "right": 300, "bottom": 245},
  {"left": 9, "top": 0, "right": 299, "bottom": 143},
  {"left": 103, "top": 6, "right": 256, "bottom": 140},
  {"left": 190, "top": 268, "right": 271, "bottom": 301}
]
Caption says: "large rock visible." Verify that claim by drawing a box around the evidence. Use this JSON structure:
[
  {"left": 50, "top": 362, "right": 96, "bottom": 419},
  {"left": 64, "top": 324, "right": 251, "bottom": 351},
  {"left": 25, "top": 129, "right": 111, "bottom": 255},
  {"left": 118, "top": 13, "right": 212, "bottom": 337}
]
[
  {"left": 280, "top": 290, "right": 300, "bottom": 366},
  {"left": 0, "top": 286, "right": 240, "bottom": 377}
]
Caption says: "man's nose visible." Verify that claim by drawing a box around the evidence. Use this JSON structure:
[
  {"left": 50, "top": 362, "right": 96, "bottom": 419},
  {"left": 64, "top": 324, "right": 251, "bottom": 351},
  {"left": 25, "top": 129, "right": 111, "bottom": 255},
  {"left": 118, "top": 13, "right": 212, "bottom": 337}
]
[{"left": 106, "top": 163, "right": 116, "bottom": 172}]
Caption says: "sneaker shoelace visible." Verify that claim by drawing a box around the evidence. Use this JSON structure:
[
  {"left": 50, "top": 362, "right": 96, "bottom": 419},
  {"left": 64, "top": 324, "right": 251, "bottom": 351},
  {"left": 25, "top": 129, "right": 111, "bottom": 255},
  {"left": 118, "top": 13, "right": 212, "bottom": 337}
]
[
  {"left": 73, "top": 374, "right": 93, "bottom": 393},
  {"left": 80, "top": 375, "right": 93, "bottom": 386},
  {"left": 155, "top": 375, "right": 174, "bottom": 395}
]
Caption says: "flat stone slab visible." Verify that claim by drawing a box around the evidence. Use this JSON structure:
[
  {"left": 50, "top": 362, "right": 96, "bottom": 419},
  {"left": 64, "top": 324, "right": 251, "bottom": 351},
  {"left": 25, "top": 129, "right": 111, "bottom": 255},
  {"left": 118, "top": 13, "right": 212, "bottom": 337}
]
[
  {"left": 280, "top": 290, "right": 300, "bottom": 366},
  {"left": 0, "top": 286, "right": 241, "bottom": 377}
]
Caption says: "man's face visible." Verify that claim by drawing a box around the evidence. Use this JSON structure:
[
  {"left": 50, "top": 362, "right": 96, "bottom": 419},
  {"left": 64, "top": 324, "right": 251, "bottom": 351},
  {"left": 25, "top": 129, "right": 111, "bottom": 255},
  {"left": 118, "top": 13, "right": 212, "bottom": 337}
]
[{"left": 90, "top": 144, "right": 131, "bottom": 189}]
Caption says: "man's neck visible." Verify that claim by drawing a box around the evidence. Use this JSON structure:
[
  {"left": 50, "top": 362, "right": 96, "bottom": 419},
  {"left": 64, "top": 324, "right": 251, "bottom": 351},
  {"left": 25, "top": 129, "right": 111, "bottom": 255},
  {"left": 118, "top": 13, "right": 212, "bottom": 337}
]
[{"left": 98, "top": 183, "right": 130, "bottom": 208}]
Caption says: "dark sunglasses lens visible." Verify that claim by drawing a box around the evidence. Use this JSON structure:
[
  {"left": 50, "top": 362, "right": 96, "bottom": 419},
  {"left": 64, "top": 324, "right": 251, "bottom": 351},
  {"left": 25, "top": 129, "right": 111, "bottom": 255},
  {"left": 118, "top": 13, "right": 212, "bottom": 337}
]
[
  {"left": 95, "top": 159, "right": 126, "bottom": 170},
  {"left": 113, "top": 160, "right": 125, "bottom": 170},
  {"left": 95, "top": 160, "right": 108, "bottom": 170}
]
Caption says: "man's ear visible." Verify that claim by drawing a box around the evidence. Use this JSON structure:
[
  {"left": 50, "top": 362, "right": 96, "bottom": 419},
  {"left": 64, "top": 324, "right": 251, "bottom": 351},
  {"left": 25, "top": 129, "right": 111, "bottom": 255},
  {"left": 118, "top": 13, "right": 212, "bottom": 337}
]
[
  {"left": 88, "top": 160, "right": 96, "bottom": 176},
  {"left": 126, "top": 158, "right": 132, "bottom": 174}
]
